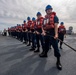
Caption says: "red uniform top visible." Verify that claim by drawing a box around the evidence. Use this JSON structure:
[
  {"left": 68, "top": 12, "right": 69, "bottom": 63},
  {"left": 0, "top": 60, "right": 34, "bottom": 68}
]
[
  {"left": 36, "top": 17, "right": 44, "bottom": 29},
  {"left": 58, "top": 25, "right": 66, "bottom": 34},
  {"left": 16, "top": 26, "right": 18, "bottom": 31},
  {"left": 22, "top": 23, "right": 27, "bottom": 30},
  {"left": 43, "top": 12, "right": 56, "bottom": 30},
  {"left": 11, "top": 27, "right": 14, "bottom": 32},
  {"left": 30, "top": 21, "right": 36, "bottom": 30},
  {"left": 27, "top": 20, "right": 32, "bottom": 30},
  {"left": 18, "top": 25, "right": 22, "bottom": 31}
]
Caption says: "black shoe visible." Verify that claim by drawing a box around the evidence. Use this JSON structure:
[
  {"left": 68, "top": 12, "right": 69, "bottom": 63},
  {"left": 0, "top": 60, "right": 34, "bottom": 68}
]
[
  {"left": 34, "top": 49, "right": 40, "bottom": 53},
  {"left": 23, "top": 42, "right": 27, "bottom": 44},
  {"left": 49, "top": 47, "right": 52, "bottom": 49},
  {"left": 23, "top": 42, "right": 26, "bottom": 44},
  {"left": 49, "top": 46, "right": 52, "bottom": 49},
  {"left": 29, "top": 48, "right": 35, "bottom": 51},
  {"left": 60, "top": 46, "right": 63, "bottom": 49},
  {"left": 20, "top": 40, "right": 23, "bottom": 42},
  {"left": 39, "top": 53, "right": 47, "bottom": 57},
  {"left": 27, "top": 44, "right": 31, "bottom": 46},
  {"left": 40, "top": 51, "right": 44, "bottom": 55},
  {"left": 56, "top": 62, "right": 62, "bottom": 70}
]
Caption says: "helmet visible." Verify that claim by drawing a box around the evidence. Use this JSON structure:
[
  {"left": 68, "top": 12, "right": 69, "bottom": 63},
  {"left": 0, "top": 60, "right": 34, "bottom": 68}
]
[
  {"left": 27, "top": 17, "right": 30, "bottom": 20},
  {"left": 45, "top": 5, "right": 53, "bottom": 11},
  {"left": 36, "top": 12, "right": 41, "bottom": 16},
  {"left": 32, "top": 17, "right": 36, "bottom": 21},
  {"left": 23, "top": 20, "right": 26, "bottom": 23},
  {"left": 61, "top": 22, "right": 64, "bottom": 25}
]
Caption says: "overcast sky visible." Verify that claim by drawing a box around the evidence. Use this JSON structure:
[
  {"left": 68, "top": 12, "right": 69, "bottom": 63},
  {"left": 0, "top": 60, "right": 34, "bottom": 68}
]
[{"left": 0, "top": 0, "right": 76, "bottom": 32}]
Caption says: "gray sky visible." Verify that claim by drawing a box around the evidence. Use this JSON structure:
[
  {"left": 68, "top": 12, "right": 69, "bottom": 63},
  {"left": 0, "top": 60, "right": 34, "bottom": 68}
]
[{"left": 0, "top": 0, "right": 76, "bottom": 32}]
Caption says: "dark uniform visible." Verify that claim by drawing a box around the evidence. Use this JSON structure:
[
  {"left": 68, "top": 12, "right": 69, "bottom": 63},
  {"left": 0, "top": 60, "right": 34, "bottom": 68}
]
[
  {"left": 22, "top": 22, "right": 28, "bottom": 44},
  {"left": 34, "top": 12, "right": 44, "bottom": 52},
  {"left": 16, "top": 25, "right": 19, "bottom": 39},
  {"left": 58, "top": 22, "right": 66, "bottom": 49},
  {"left": 29, "top": 17, "right": 36, "bottom": 51},
  {"left": 18, "top": 25, "right": 22, "bottom": 41},
  {"left": 19, "top": 25, "right": 23, "bottom": 42},
  {"left": 39, "top": 5, "right": 62, "bottom": 70},
  {"left": 27, "top": 18, "right": 32, "bottom": 46},
  {"left": 40, "top": 12, "right": 60, "bottom": 57}
]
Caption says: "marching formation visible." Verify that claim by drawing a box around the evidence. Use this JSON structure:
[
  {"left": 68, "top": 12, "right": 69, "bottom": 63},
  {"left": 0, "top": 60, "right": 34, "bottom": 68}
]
[{"left": 7, "top": 5, "right": 66, "bottom": 70}]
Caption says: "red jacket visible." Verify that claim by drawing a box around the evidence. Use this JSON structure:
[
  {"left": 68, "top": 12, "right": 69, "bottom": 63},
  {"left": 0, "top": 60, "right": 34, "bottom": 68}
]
[
  {"left": 27, "top": 20, "right": 32, "bottom": 29},
  {"left": 43, "top": 12, "right": 56, "bottom": 30},
  {"left": 36, "top": 17, "right": 44, "bottom": 29},
  {"left": 58, "top": 25, "right": 66, "bottom": 34},
  {"left": 30, "top": 21, "right": 36, "bottom": 29},
  {"left": 22, "top": 23, "right": 27, "bottom": 30}
]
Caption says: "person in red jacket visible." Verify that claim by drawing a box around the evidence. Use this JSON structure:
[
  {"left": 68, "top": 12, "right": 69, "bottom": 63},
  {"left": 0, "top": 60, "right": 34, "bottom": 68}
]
[
  {"left": 18, "top": 24, "right": 22, "bottom": 41},
  {"left": 39, "top": 5, "right": 62, "bottom": 70},
  {"left": 27, "top": 17, "right": 32, "bottom": 46},
  {"left": 22, "top": 20, "right": 28, "bottom": 44},
  {"left": 29, "top": 17, "right": 36, "bottom": 51},
  {"left": 16, "top": 24, "right": 19, "bottom": 39},
  {"left": 58, "top": 22, "right": 66, "bottom": 49},
  {"left": 34, "top": 12, "right": 44, "bottom": 52}
]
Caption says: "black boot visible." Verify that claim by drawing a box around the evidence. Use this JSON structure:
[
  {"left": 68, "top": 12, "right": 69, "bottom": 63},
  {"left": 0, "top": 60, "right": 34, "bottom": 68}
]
[
  {"left": 49, "top": 47, "right": 52, "bottom": 49},
  {"left": 27, "top": 43, "right": 31, "bottom": 46},
  {"left": 39, "top": 51, "right": 47, "bottom": 57},
  {"left": 56, "top": 57, "right": 62, "bottom": 70},
  {"left": 40, "top": 51, "right": 44, "bottom": 55},
  {"left": 23, "top": 41, "right": 27, "bottom": 44},
  {"left": 29, "top": 47, "right": 35, "bottom": 51},
  {"left": 60, "top": 45, "right": 62, "bottom": 49},
  {"left": 34, "top": 48, "right": 40, "bottom": 53}
]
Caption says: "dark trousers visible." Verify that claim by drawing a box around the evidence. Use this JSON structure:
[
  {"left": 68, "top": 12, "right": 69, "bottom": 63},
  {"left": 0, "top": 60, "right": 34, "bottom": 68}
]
[
  {"left": 36, "top": 34, "right": 44, "bottom": 50},
  {"left": 27, "top": 32, "right": 32, "bottom": 45},
  {"left": 44, "top": 34, "right": 61, "bottom": 58},
  {"left": 16, "top": 32, "right": 19, "bottom": 39},
  {"left": 58, "top": 33, "right": 64, "bottom": 47},
  {"left": 31, "top": 33, "right": 36, "bottom": 48},
  {"left": 4, "top": 32, "right": 7, "bottom": 36},
  {"left": 23, "top": 32, "right": 28, "bottom": 42},
  {"left": 17, "top": 32, "right": 20, "bottom": 40},
  {"left": 20, "top": 32, "right": 23, "bottom": 42},
  {"left": 19, "top": 32, "right": 21, "bottom": 40}
]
